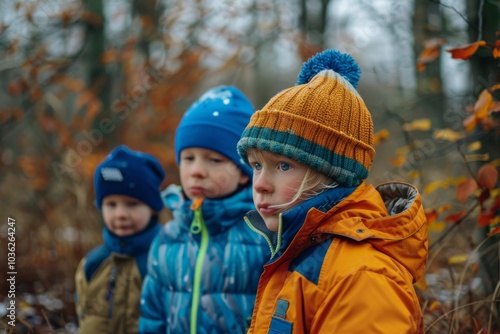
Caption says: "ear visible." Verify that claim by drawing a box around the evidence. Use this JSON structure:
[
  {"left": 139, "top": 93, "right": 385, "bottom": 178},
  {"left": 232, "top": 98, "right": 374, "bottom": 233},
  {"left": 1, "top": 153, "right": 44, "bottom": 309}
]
[{"left": 239, "top": 173, "right": 250, "bottom": 185}]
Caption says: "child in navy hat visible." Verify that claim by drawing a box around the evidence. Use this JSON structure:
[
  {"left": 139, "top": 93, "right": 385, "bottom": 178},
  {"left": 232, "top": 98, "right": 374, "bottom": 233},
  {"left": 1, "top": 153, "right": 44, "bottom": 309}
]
[
  {"left": 75, "top": 145, "right": 165, "bottom": 334},
  {"left": 139, "top": 86, "right": 270, "bottom": 334}
]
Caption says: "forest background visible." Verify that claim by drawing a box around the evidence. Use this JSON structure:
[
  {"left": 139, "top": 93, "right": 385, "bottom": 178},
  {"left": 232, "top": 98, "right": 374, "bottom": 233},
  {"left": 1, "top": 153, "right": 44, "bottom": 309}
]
[{"left": 0, "top": 0, "right": 499, "bottom": 333}]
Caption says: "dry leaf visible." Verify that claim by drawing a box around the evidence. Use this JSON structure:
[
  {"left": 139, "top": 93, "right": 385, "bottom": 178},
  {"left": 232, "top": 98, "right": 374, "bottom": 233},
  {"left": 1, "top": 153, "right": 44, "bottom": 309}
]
[
  {"left": 402, "top": 118, "right": 432, "bottom": 131},
  {"left": 463, "top": 114, "right": 478, "bottom": 132},
  {"left": 473, "top": 88, "right": 494, "bottom": 120},
  {"left": 456, "top": 178, "right": 478, "bottom": 202},
  {"left": 416, "top": 38, "right": 445, "bottom": 71},
  {"left": 444, "top": 210, "right": 467, "bottom": 223},
  {"left": 433, "top": 128, "right": 465, "bottom": 142},
  {"left": 477, "top": 163, "right": 498, "bottom": 190},
  {"left": 464, "top": 153, "right": 490, "bottom": 162},
  {"left": 467, "top": 141, "right": 481, "bottom": 152},
  {"left": 489, "top": 225, "right": 500, "bottom": 237},
  {"left": 448, "top": 253, "right": 468, "bottom": 265},
  {"left": 446, "top": 40, "right": 486, "bottom": 60},
  {"left": 373, "top": 129, "right": 389, "bottom": 145},
  {"left": 425, "top": 209, "right": 438, "bottom": 224},
  {"left": 391, "top": 155, "right": 406, "bottom": 167}
]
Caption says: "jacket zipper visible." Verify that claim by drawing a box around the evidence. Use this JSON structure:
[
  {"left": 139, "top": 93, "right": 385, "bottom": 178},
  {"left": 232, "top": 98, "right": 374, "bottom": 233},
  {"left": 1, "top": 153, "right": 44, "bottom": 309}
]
[{"left": 189, "top": 199, "right": 208, "bottom": 334}]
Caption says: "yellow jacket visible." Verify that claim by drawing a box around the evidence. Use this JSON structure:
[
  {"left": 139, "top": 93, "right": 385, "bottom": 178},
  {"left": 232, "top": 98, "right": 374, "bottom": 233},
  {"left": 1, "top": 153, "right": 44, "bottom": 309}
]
[{"left": 245, "top": 182, "right": 428, "bottom": 334}]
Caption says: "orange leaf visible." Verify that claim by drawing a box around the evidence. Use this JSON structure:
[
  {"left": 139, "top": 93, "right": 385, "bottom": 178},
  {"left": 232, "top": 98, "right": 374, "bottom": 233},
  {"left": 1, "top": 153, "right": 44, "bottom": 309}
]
[
  {"left": 433, "top": 128, "right": 465, "bottom": 142},
  {"left": 463, "top": 114, "right": 477, "bottom": 132},
  {"left": 467, "top": 141, "right": 481, "bottom": 152},
  {"left": 448, "top": 253, "right": 468, "bottom": 264},
  {"left": 446, "top": 40, "right": 486, "bottom": 60},
  {"left": 489, "top": 226, "right": 500, "bottom": 237},
  {"left": 456, "top": 178, "right": 478, "bottom": 203},
  {"left": 445, "top": 210, "right": 467, "bottom": 223},
  {"left": 428, "top": 300, "right": 441, "bottom": 312},
  {"left": 8, "top": 81, "right": 23, "bottom": 96},
  {"left": 477, "top": 163, "right": 498, "bottom": 190},
  {"left": 478, "top": 211, "right": 493, "bottom": 227},
  {"left": 473, "top": 88, "right": 493, "bottom": 120},
  {"left": 494, "top": 48, "right": 500, "bottom": 59},
  {"left": 416, "top": 39, "right": 444, "bottom": 71},
  {"left": 425, "top": 209, "right": 438, "bottom": 224},
  {"left": 403, "top": 118, "right": 432, "bottom": 131},
  {"left": 373, "top": 129, "right": 389, "bottom": 145},
  {"left": 437, "top": 204, "right": 452, "bottom": 213},
  {"left": 391, "top": 155, "right": 406, "bottom": 167}
]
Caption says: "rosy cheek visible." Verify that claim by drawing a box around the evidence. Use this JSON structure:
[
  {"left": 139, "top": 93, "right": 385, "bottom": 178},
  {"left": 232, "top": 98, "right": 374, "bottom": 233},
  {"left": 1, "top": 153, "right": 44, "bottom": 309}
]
[{"left": 282, "top": 182, "right": 301, "bottom": 202}]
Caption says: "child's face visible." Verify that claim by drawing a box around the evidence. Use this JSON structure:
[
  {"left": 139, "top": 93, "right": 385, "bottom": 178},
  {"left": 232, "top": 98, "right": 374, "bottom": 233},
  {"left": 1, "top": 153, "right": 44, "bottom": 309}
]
[
  {"left": 179, "top": 147, "right": 249, "bottom": 200},
  {"left": 102, "top": 195, "right": 153, "bottom": 237},
  {"left": 248, "top": 150, "right": 309, "bottom": 232}
]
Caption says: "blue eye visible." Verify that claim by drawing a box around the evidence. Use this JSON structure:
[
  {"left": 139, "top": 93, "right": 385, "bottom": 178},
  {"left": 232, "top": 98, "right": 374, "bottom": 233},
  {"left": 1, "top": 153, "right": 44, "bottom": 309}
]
[
  {"left": 252, "top": 162, "right": 262, "bottom": 171},
  {"left": 279, "top": 162, "right": 291, "bottom": 171}
]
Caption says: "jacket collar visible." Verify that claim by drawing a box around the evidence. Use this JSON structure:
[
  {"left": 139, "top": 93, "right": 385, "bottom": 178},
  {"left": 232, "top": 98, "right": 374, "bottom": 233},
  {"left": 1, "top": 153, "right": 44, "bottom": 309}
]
[
  {"left": 245, "top": 182, "right": 428, "bottom": 282},
  {"left": 163, "top": 184, "right": 255, "bottom": 234},
  {"left": 244, "top": 186, "right": 355, "bottom": 262},
  {"left": 103, "top": 217, "right": 161, "bottom": 256}
]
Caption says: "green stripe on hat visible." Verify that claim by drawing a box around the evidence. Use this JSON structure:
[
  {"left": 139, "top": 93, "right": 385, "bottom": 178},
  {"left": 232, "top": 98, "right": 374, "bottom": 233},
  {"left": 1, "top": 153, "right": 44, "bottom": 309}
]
[{"left": 238, "top": 126, "right": 369, "bottom": 187}]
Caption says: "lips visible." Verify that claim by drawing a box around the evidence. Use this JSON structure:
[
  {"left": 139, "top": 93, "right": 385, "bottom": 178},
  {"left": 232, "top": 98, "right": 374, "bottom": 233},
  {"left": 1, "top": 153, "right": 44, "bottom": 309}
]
[
  {"left": 190, "top": 186, "right": 206, "bottom": 197},
  {"left": 257, "top": 204, "right": 278, "bottom": 215}
]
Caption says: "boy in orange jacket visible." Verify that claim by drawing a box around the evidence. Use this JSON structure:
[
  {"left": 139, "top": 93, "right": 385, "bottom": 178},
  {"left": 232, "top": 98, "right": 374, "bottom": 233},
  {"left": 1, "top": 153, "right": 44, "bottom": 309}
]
[{"left": 237, "top": 49, "right": 428, "bottom": 333}]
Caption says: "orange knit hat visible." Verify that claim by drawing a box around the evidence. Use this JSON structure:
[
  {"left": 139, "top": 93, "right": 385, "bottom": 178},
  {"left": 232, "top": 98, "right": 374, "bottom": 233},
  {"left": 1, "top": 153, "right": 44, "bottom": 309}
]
[{"left": 237, "top": 49, "right": 375, "bottom": 187}]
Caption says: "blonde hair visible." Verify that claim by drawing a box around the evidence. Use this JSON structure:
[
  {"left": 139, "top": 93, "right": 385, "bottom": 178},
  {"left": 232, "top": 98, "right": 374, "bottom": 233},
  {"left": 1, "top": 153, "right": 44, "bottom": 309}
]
[{"left": 248, "top": 149, "right": 338, "bottom": 214}]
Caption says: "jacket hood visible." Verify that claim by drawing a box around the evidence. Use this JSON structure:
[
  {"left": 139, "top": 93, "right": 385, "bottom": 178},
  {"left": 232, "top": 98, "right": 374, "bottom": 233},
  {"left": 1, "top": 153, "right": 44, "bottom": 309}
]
[{"left": 312, "top": 182, "right": 428, "bottom": 282}]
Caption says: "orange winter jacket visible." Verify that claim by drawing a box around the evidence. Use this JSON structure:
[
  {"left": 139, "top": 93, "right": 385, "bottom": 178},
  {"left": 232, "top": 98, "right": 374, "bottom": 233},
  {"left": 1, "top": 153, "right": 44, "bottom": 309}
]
[{"left": 244, "top": 182, "right": 428, "bottom": 334}]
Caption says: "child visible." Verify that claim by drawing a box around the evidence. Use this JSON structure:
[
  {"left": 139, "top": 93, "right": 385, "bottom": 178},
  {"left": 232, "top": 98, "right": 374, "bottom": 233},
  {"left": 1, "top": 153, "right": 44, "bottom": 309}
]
[
  {"left": 237, "top": 50, "right": 428, "bottom": 333},
  {"left": 139, "top": 86, "right": 270, "bottom": 334},
  {"left": 75, "top": 145, "right": 166, "bottom": 334}
]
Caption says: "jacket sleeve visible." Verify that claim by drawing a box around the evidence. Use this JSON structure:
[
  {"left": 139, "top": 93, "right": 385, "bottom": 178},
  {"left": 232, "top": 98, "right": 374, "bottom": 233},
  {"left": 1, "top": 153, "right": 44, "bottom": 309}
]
[
  {"left": 311, "top": 270, "right": 423, "bottom": 334},
  {"left": 74, "top": 258, "right": 88, "bottom": 321},
  {"left": 138, "top": 234, "right": 166, "bottom": 334}
]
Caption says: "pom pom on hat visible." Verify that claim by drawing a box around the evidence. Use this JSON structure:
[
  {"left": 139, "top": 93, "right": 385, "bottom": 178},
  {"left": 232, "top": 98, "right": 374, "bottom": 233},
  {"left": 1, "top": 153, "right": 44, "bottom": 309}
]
[
  {"left": 296, "top": 49, "right": 361, "bottom": 88},
  {"left": 175, "top": 85, "right": 255, "bottom": 177},
  {"left": 238, "top": 49, "right": 375, "bottom": 187},
  {"left": 94, "top": 145, "right": 166, "bottom": 211}
]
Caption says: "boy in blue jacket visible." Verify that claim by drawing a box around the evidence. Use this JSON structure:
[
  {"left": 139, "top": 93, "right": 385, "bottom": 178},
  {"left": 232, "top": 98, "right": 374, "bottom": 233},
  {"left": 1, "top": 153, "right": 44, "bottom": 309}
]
[
  {"left": 75, "top": 145, "right": 166, "bottom": 334},
  {"left": 139, "top": 86, "right": 270, "bottom": 334}
]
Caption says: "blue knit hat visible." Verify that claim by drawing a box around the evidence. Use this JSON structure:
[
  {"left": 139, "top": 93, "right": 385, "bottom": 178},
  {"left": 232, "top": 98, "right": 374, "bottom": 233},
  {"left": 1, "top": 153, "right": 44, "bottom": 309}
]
[
  {"left": 94, "top": 145, "right": 166, "bottom": 211},
  {"left": 175, "top": 85, "right": 255, "bottom": 177}
]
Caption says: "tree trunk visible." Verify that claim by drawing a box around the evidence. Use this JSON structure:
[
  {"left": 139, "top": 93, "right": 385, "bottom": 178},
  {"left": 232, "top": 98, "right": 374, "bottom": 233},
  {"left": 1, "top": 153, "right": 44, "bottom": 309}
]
[{"left": 466, "top": 0, "right": 500, "bottom": 307}]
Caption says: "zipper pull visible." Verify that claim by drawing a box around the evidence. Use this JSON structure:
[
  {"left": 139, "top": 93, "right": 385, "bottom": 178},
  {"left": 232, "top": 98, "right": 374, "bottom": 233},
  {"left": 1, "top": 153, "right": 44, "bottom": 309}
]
[{"left": 190, "top": 198, "right": 204, "bottom": 234}]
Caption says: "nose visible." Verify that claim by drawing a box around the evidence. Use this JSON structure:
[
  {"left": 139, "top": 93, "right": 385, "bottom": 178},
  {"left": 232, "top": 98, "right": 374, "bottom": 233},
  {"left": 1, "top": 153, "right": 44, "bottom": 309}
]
[
  {"left": 115, "top": 204, "right": 128, "bottom": 219},
  {"left": 253, "top": 170, "right": 273, "bottom": 195},
  {"left": 190, "top": 159, "right": 207, "bottom": 178}
]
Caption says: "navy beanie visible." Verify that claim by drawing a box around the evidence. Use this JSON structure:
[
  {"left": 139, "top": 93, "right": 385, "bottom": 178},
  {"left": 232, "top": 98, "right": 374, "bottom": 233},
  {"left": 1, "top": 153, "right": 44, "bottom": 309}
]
[
  {"left": 174, "top": 85, "right": 255, "bottom": 177},
  {"left": 94, "top": 145, "right": 166, "bottom": 211}
]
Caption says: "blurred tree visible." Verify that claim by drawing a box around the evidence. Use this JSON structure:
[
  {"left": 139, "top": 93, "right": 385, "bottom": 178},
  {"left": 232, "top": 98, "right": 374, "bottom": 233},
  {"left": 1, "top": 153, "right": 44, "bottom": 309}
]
[{"left": 465, "top": 0, "right": 500, "bottom": 313}]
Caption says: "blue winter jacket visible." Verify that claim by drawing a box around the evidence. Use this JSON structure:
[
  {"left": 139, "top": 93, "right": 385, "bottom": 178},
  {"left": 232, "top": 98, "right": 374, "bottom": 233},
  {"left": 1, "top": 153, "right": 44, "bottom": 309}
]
[{"left": 139, "top": 185, "right": 270, "bottom": 334}]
